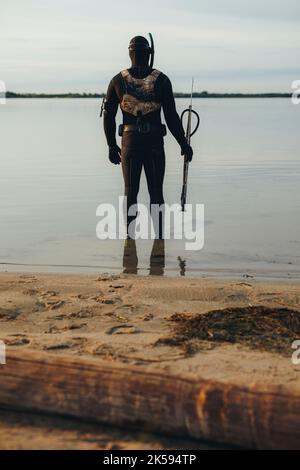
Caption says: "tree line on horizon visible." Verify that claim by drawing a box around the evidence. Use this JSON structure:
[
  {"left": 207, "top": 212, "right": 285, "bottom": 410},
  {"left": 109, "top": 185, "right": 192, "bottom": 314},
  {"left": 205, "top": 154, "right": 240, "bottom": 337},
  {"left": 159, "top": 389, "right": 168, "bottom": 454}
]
[{"left": 5, "top": 91, "right": 291, "bottom": 99}]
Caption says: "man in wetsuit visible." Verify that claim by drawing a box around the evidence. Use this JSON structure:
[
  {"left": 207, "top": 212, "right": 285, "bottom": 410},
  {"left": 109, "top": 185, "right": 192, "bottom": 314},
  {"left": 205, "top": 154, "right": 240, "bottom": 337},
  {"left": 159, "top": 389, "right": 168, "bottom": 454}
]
[{"left": 103, "top": 35, "right": 193, "bottom": 239}]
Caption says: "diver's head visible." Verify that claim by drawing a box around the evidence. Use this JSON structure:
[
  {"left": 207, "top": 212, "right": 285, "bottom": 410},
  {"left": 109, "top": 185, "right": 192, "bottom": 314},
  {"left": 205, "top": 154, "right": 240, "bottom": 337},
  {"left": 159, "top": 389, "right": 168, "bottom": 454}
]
[{"left": 128, "top": 36, "right": 151, "bottom": 67}]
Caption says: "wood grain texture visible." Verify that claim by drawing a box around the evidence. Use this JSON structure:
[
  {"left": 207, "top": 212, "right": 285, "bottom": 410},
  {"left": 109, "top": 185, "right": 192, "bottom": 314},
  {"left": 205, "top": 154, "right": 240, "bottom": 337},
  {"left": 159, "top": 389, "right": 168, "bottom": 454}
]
[{"left": 0, "top": 348, "right": 299, "bottom": 449}]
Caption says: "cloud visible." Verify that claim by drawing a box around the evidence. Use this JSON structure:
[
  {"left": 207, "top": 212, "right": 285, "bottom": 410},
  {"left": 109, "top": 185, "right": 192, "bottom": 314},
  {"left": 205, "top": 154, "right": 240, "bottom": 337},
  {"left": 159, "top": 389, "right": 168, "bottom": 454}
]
[{"left": 1, "top": 0, "right": 300, "bottom": 92}]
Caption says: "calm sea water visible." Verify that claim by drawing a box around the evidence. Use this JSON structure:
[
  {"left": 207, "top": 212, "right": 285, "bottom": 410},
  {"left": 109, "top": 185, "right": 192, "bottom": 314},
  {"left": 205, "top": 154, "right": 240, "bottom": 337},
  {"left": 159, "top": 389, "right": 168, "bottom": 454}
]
[{"left": 0, "top": 98, "right": 299, "bottom": 278}]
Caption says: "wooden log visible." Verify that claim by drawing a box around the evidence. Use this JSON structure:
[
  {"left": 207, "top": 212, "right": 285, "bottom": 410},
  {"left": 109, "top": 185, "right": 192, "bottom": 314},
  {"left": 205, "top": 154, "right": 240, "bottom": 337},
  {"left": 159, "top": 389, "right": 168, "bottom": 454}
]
[{"left": 0, "top": 347, "right": 299, "bottom": 449}]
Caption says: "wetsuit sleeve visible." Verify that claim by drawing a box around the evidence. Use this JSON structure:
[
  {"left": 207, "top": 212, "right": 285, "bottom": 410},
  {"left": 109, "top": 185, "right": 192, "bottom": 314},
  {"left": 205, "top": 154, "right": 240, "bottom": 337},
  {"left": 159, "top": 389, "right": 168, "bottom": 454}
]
[
  {"left": 161, "top": 76, "right": 187, "bottom": 149},
  {"left": 103, "top": 78, "right": 119, "bottom": 148}
]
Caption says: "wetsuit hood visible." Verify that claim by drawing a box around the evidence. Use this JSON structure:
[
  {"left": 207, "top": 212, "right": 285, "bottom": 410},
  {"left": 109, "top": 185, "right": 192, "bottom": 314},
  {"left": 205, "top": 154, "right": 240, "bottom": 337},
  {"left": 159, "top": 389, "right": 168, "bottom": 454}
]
[
  {"left": 128, "top": 35, "right": 152, "bottom": 68},
  {"left": 128, "top": 36, "right": 151, "bottom": 52}
]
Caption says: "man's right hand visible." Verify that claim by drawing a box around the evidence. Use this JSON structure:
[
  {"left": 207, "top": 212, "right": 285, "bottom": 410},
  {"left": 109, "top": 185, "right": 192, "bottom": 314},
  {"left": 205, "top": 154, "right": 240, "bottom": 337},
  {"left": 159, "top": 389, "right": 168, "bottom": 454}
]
[
  {"left": 181, "top": 144, "right": 193, "bottom": 162},
  {"left": 109, "top": 145, "right": 121, "bottom": 165}
]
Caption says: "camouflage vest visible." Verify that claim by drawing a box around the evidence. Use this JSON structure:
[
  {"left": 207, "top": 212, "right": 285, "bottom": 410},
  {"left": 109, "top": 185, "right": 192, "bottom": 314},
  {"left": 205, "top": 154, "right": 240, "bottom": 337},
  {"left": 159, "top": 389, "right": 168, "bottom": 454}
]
[{"left": 120, "top": 69, "right": 161, "bottom": 117}]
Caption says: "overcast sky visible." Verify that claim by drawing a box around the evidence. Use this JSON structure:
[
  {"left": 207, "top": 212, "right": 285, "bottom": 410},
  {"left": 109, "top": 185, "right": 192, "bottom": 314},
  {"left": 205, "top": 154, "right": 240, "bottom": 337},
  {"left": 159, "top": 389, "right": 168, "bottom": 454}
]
[{"left": 1, "top": 0, "right": 300, "bottom": 93}]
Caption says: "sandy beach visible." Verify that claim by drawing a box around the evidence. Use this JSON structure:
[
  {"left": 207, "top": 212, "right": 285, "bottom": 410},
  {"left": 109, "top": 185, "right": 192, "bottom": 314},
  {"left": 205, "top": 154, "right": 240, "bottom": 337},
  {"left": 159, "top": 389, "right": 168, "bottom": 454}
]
[{"left": 0, "top": 272, "right": 299, "bottom": 449}]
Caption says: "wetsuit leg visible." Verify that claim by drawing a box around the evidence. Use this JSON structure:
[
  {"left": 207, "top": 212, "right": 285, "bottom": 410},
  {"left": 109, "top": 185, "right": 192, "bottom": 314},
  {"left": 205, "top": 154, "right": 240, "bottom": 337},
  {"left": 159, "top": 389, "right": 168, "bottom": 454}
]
[
  {"left": 143, "top": 147, "right": 165, "bottom": 238},
  {"left": 121, "top": 147, "right": 143, "bottom": 233}
]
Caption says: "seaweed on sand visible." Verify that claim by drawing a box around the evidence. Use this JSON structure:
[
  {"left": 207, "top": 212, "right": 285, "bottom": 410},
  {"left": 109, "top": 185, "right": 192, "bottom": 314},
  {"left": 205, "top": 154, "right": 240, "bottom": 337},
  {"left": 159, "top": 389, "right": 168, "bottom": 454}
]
[{"left": 157, "top": 306, "right": 300, "bottom": 356}]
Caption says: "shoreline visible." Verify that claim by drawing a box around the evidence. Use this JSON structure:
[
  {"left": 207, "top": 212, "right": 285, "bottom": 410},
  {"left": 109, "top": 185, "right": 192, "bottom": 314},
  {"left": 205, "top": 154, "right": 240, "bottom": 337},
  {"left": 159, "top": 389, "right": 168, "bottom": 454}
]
[{"left": 1, "top": 264, "right": 300, "bottom": 281}]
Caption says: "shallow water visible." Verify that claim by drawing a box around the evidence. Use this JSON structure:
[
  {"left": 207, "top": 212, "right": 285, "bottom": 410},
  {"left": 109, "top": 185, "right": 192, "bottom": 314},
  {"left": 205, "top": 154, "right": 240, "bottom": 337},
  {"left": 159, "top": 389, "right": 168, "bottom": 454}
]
[{"left": 0, "top": 98, "right": 299, "bottom": 278}]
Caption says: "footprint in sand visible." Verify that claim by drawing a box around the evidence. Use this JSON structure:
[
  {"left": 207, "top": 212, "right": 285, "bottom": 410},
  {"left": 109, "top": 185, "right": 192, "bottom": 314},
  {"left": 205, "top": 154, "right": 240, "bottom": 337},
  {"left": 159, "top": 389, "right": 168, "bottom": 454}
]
[
  {"left": 106, "top": 324, "right": 142, "bottom": 335},
  {"left": 45, "top": 300, "right": 65, "bottom": 310},
  {"left": 256, "top": 292, "right": 285, "bottom": 304},
  {"left": 43, "top": 342, "right": 73, "bottom": 351},
  {"left": 67, "top": 309, "right": 95, "bottom": 319},
  {"left": 104, "top": 295, "right": 124, "bottom": 306},
  {"left": 0, "top": 307, "right": 21, "bottom": 321},
  {"left": 4, "top": 335, "right": 30, "bottom": 346},
  {"left": 50, "top": 309, "right": 93, "bottom": 320},
  {"left": 23, "top": 288, "right": 39, "bottom": 296},
  {"left": 18, "top": 275, "right": 38, "bottom": 284},
  {"left": 33, "top": 291, "right": 65, "bottom": 311},
  {"left": 43, "top": 337, "right": 86, "bottom": 351},
  {"left": 227, "top": 292, "right": 249, "bottom": 302},
  {"left": 39, "top": 290, "right": 58, "bottom": 298},
  {"left": 95, "top": 275, "right": 120, "bottom": 282},
  {"left": 35, "top": 299, "right": 65, "bottom": 312},
  {"left": 143, "top": 313, "right": 154, "bottom": 321},
  {"left": 46, "top": 322, "right": 87, "bottom": 333},
  {"left": 76, "top": 292, "right": 103, "bottom": 301}
]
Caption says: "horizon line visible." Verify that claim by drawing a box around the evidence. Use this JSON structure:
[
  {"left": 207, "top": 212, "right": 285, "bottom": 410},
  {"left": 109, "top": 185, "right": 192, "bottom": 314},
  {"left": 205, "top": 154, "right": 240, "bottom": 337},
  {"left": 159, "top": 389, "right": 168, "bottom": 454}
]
[{"left": 5, "top": 91, "right": 292, "bottom": 98}]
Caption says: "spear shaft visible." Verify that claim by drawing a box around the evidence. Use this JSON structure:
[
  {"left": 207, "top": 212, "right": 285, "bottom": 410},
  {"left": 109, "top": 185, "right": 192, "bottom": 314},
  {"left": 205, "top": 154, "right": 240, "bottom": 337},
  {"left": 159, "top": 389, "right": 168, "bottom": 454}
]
[{"left": 180, "top": 79, "right": 200, "bottom": 211}]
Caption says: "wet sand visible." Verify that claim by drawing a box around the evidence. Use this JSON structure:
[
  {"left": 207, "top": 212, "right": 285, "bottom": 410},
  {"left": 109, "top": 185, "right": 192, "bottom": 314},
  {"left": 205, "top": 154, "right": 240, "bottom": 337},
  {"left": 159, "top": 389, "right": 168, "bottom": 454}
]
[
  {"left": 0, "top": 409, "right": 221, "bottom": 450},
  {"left": 0, "top": 272, "right": 300, "bottom": 449}
]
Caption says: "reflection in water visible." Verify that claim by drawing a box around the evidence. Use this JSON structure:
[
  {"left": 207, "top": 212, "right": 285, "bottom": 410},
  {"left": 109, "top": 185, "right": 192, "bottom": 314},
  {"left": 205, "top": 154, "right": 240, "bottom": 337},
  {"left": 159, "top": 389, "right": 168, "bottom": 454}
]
[
  {"left": 177, "top": 256, "right": 186, "bottom": 276},
  {"left": 122, "top": 239, "right": 165, "bottom": 276},
  {"left": 122, "top": 239, "right": 138, "bottom": 274},
  {"left": 150, "top": 239, "right": 165, "bottom": 276}
]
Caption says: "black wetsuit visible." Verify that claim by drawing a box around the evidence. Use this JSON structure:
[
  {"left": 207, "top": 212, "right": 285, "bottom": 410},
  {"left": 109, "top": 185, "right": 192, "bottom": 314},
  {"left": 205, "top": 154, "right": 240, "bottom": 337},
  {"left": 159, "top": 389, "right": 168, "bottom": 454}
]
[{"left": 103, "top": 66, "right": 188, "bottom": 235}]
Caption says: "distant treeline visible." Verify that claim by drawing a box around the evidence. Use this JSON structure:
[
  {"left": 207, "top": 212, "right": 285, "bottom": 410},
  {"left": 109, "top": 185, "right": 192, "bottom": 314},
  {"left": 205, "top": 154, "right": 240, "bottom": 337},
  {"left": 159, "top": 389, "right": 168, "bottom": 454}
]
[{"left": 6, "top": 91, "right": 291, "bottom": 99}]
